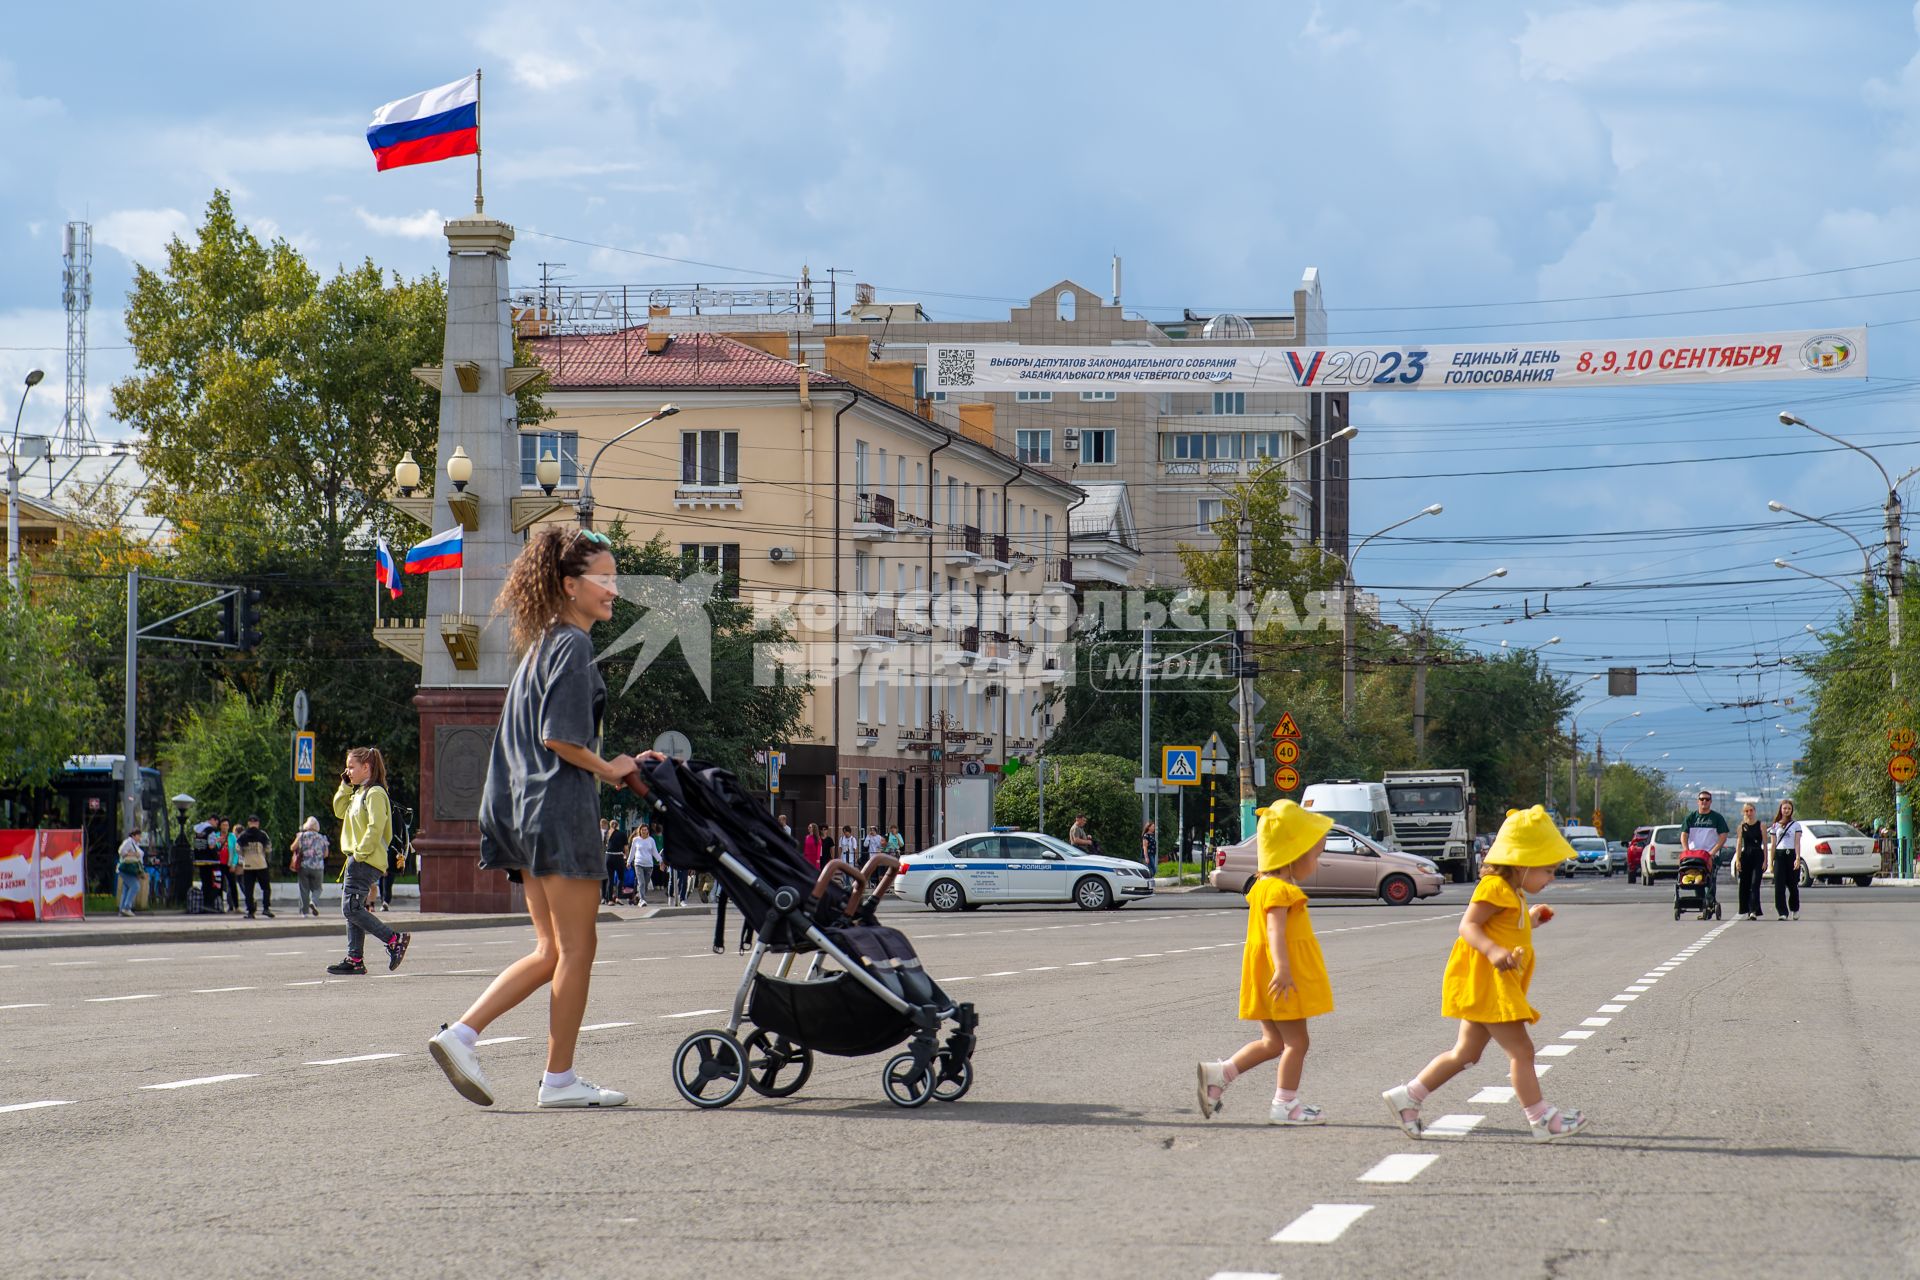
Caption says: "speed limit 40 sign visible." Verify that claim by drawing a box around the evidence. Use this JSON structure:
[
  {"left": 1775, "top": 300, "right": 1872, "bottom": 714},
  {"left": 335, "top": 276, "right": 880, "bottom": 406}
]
[{"left": 1891, "top": 727, "right": 1916, "bottom": 752}]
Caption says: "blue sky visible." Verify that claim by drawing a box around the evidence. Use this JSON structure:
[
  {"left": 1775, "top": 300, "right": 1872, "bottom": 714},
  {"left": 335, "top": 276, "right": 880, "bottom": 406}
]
[{"left": 7, "top": 0, "right": 1920, "bottom": 806}]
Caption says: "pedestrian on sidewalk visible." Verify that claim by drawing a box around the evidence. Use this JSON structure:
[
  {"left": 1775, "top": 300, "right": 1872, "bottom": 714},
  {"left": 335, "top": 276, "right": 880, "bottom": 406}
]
[
  {"left": 802, "top": 823, "right": 822, "bottom": 869},
  {"left": 290, "top": 818, "right": 329, "bottom": 917},
  {"left": 328, "top": 747, "right": 410, "bottom": 975},
  {"left": 115, "top": 827, "right": 145, "bottom": 917},
  {"left": 196, "top": 820, "right": 223, "bottom": 912},
  {"left": 1196, "top": 800, "right": 1335, "bottom": 1126},
  {"left": 627, "top": 823, "right": 658, "bottom": 907},
  {"left": 1733, "top": 802, "right": 1766, "bottom": 920},
  {"left": 237, "top": 815, "right": 274, "bottom": 919},
  {"left": 885, "top": 825, "right": 905, "bottom": 858},
  {"left": 863, "top": 825, "right": 883, "bottom": 867},
  {"left": 219, "top": 818, "right": 241, "bottom": 912},
  {"left": 1382, "top": 806, "right": 1590, "bottom": 1143},
  {"left": 142, "top": 831, "right": 168, "bottom": 906},
  {"left": 603, "top": 819, "right": 627, "bottom": 905},
  {"left": 1767, "top": 799, "right": 1802, "bottom": 921},
  {"left": 1141, "top": 821, "right": 1159, "bottom": 875},
  {"left": 427, "top": 525, "right": 661, "bottom": 1110}
]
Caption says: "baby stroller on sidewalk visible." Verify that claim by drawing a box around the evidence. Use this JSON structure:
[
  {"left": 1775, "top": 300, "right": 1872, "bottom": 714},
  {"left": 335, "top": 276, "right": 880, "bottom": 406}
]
[
  {"left": 628, "top": 757, "right": 978, "bottom": 1110},
  {"left": 1673, "top": 853, "right": 1721, "bottom": 921}
]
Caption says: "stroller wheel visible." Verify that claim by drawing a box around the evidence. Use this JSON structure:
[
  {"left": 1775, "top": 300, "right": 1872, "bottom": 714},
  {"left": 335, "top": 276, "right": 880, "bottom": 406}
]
[
  {"left": 672, "top": 1030, "right": 748, "bottom": 1109},
  {"left": 882, "top": 1052, "right": 937, "bottom": 1108},
  {"left": 930, "top": 1049, "right": 974, "bottom": 1103},
  {"left": 743, "top": 1029, "right": 814, "bottom": 1098}
]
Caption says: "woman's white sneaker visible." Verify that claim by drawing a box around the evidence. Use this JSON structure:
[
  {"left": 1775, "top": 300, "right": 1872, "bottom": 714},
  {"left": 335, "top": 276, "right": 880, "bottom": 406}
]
[
  {"left": 537, "top": 1078, "right": 628, "bottom": 1108},
  {"left": 428, "top": 1025, "right": 495, "bottom": 1107}
]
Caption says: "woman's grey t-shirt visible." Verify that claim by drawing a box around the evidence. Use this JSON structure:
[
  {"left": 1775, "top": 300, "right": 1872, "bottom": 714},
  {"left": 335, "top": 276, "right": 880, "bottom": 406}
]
[{"left": 479, "top": 623, "right": 608, "bottom": 879}]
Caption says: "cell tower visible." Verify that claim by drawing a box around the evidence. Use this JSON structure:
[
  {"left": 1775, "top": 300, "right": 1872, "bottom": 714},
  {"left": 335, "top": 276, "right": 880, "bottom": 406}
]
[{"left": 59, "top": 220, "right": 98, "bottom": 454}]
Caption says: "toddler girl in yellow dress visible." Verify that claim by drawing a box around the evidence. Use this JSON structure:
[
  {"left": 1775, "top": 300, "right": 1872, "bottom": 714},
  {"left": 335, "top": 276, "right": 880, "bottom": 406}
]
[
  {"left": 1195, "top": 800, "right": 1334, "bottom": 1125},
  {"left": 1383, "top": 805, "right": 1590, "bottom": 1142}
]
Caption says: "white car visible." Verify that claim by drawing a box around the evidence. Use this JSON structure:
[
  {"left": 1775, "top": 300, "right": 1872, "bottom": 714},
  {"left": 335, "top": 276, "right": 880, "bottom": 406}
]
[
  {"left": 1765, "top": 820, "right": 1878, "bottom": 888},
  {"left": 896, "top": 831, "right": 1155, "bottom": 912}
]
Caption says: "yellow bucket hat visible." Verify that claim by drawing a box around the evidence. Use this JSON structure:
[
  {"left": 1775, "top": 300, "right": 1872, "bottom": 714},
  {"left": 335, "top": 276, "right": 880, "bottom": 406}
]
[
  {"left": 1256, "top": 800, "right": 1334, "bottom": 872},
  {"left": 1483, "top": 805, "right": 1575, "bottom": 868}
]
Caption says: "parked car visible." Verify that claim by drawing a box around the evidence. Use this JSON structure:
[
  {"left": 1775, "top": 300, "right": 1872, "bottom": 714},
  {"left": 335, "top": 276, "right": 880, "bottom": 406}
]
[
  {"left": 1559, "top": 836, "right": 1611, "bottom": 877},
  {"left": 1763, "top": 820, "right": 1878, "bottom": 888},
  {"left": 1641, "top": 824, "right": 1688, "bottom": 883},
  {"left": 1211, "top": 823, "right": 1445, "bottom": 905},
  {"left": 896, "top": 831, "right": 1154, "bottom": 912}
]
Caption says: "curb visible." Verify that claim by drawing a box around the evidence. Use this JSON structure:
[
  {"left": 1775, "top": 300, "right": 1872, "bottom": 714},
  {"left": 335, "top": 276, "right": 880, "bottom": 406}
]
[{"left": 0, "top": 912, "right": 548, "bottom": 951}]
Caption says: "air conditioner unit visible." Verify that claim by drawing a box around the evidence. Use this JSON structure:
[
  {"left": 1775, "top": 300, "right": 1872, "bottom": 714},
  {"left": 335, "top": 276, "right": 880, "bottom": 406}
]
[
  {"left": 1063, "top": 429, "right": 1080, "bottom": 450},
  {"left": 768, "top": 546, "right": 796, "bottom": 563}
]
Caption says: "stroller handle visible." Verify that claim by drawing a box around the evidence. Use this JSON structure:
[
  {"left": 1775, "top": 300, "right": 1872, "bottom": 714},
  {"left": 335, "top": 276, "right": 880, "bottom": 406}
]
[{"left": 811, "top": 858, "right": 872, "bottom": 918}]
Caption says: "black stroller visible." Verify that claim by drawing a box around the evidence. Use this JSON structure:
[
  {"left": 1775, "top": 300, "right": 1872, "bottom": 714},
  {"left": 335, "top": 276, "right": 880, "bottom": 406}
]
[
  {"left": 1673, "top": 854, "right": 1721, "bottom": 921},
  {"left": 629, "top": 757, "right": 978, "bottom": 1110}
]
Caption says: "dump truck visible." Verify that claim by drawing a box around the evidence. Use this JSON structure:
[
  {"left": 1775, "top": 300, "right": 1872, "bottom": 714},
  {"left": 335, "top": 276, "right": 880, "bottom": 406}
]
[{"left": 1382, "top": 769, "right": 1476, "bottom": 883}]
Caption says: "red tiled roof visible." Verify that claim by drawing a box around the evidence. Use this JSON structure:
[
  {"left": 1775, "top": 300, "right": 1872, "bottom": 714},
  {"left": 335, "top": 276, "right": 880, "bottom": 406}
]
[{"left": 526, "top": 327, "right": 839, "bottom": 390}]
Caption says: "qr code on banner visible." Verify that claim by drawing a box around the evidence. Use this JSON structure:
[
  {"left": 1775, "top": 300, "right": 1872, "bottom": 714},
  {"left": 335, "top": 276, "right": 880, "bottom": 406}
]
[{"left": 936, "top": 347, "right": 976, "bottom": 388}]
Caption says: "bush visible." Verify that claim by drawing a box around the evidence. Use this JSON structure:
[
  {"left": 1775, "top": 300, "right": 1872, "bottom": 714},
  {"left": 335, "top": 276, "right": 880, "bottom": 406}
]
[
  {"left": 159, "top": 690, "right": 301, "bottom": 848},
  {"left": 992, "top": 752, "right": 1141, "bottom": 853}
]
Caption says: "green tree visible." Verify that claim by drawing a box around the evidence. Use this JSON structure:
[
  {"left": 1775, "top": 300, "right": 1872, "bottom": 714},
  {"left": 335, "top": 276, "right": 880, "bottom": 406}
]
[
  {"left": 157, "top": 689, "right": 301, "bottom": 851},
  {"left": 992, "top": 752, "right": 1139, "bottom": 850},
  {"left": 1593, "top": 761, "right": 1679, "bottom": 840},
  {"left": 1794, "top": 588, "right": 1914, "bottom": 820},
  {"left": 1423, "top": 644, "right": 1575, "bottom": 816},
  {"left": 0, "top": 595, "right": 108, "bottom": 790}
]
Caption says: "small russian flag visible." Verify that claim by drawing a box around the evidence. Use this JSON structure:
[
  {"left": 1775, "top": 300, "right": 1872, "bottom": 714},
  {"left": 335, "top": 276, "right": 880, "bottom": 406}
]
[
  {"left": 375, "top": 537, "right": 403, "bottom": 598},
  {"left": 367, "top": 74, "right": 479, "bottom": 172},
  {"left": 404, "top": 527, "right": 465, "bottom": 575}
]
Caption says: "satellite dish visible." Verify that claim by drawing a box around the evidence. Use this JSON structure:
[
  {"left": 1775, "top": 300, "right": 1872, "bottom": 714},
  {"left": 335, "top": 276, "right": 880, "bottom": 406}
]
[{"left": 1201, "top": 313, "right": 1255, "bottom": 340}]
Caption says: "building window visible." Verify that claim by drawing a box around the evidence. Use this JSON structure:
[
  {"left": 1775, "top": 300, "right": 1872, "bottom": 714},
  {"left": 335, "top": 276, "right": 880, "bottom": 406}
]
[
  {"left": 1160, "top": 433, "right": 1241, "bottom": 461},
  {"left": 1081, "top": 428, "right": 1116, "bottom": 465},
  {"left": 1016, "top": 430, "right": 1052, "bottom": 465},
  {"left": 519, "top": 431, "right": 579, "bottom": 489},
  {"left": 679, "top": 543, "right": 741, "bottom": 597},
  {"left": 1079, "top": 390, "right": 1116, "bottom": 402},
  {"left": 1057, "top": 289, "right": 1076, "bottom": 322},
  {"left": 914, "top": 364, "right": 946, "bottom": 401},
  {"left": 681, "top": 430, "right": 739, "bottom": 486},
  {"left": 1211, "top": 391, "right": 1245, "bottom": 415},
  {"left": 1330, "top": 457, "right": 1344, "bottom": 478},
  {"left": 1015, "top": 390, "right": 1053, "bottom": 403},
  {"left": 1196, "top": 499, "right": 1226, "bottom": 532},
  {"left": 1247, "top": 432, "right": 1282, "bottom": 459}
]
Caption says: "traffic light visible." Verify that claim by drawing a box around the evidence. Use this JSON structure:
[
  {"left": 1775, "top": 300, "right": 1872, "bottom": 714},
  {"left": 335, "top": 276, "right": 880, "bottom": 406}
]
[
  {"left": 217, "top": 595, "right": 237, "bottom": 647},
  {"left": 239, "top": 588, "right": 264, "bottom": 651}
]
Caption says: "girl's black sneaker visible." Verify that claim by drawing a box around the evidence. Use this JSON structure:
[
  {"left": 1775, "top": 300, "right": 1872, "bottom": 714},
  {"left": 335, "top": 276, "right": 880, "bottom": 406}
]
[
  {"left": 326, "top": 956, "right": 367, "bottom": 975},
  {"left": 386, "top": 933, "right": 412, "bottom": 971}
]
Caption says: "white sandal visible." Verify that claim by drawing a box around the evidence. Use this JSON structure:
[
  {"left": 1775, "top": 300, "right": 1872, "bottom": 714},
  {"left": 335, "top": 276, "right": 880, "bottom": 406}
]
[
  {"left": 1195, "top": 1061, "right": 1227, "bottom": 1119},
  {"left": 1382, "top": 1084, "right": 1425, "bottom": 1138},
  {"left": 1270, "top": 1098, "right": 1326, "bottom": 1126},
  {"left": 1528, "top": 1105, "right": 1590, "bottom": 1142}
]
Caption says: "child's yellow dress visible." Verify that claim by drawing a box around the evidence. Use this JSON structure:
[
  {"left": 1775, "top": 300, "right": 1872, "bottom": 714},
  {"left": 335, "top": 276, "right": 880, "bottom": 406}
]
[
  {"left": 1440, "top": 874, "right": 1539, "bottom": 1024},
  {"left": 1238, "top": 876, "right": 1333, "bottom": 1021}
]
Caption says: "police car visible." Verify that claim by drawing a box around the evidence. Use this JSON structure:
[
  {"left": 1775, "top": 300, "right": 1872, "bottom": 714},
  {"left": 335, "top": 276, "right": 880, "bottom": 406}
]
[{"left": 896, "top": 830, "right": 1155, "bottom": 912}]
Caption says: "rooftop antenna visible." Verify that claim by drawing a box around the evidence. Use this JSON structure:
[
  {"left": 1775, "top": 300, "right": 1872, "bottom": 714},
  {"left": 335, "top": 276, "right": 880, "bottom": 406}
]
[
  {"left": 59, "top": 220, "right": 99, "bottom": 454},
  {"left": 1111, "top": 253, "right": 1122, "bottom": 308}
]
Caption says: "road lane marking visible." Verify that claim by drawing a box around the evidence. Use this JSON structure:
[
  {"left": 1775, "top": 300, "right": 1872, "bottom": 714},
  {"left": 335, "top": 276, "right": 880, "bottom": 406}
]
[
  {"left": 268, "top": 951, "right": 306, "bottom": 956},
  {"left": 1357, "top": 1153, "right": 1439, "bottom": 1183},
  {"left": 1611, "top": 993, "right": 1640, "bottom": 1001},
  {"left": 1581, "top": 1017, "right": 1611, "bottom": 1027},
  {"left": 945, "top": 976, "right": 975, "bottom": 982},
  {"left": 1470, "top": 1086, "right": 1516, "bottom": 1104},
  {"left": 1027, "top": 965, "right": 1059, "bottom": 972},
  {"left": 1534, "top": 1064, "right": 1553, "bottom": 1076},
  {"left": 1206, "top": 1273, "right": 1279, "bottom": 1280},
  {"left": 306, "top": 1053, "right": 405, "bottom": 1066},
  {"left": 579, "top": 1022, "right": 634, "bottom": 1031},
  {"left": 1272, "top": 1203, "right": 1373, "bottom": 1243},
  {"left": 1134, "top": 953, "right": 1163, "bottom": 958},
  {"left": 475, "top": 1036, "right": 525, "bottom": 1046},
  {"left": 1625, "top": 985, "right": 1651, "bottom": 992},
  {"left": 0, "top": 1003, "right": 49, "bottom": 1010},
  {"left": 1537, "top": 1044, "right": 1576, "bottom": 1057},
  {"left": 0, "top": 1100, "right": 75, "bottom": 1113},
  {"left": 1561, "top": 1030, "right": 1595, "bottom": 1040},
  {"left": 447, "top": 968, "right": 494, "bottom": 975},
  {"left": 985, "top": 971, "right": 1020, "bottom": 977},
  {"left": 661, "top": 1009, "right": 723, "bottom": 1019},
  {"left": 87, "top": 994, "right": 159, "bottom": 1003},
  {"left": 1101, "top": 957, "right": 1130, "bottom": 962},
  {"left": 191, "top": 987, "right": 255, "bottom": 994},
  {"left": 49, "top": 961, "right": 98, "bottom": 966},
  {"left": 127, "top": 957, "right": 174, "bottom": 963},
  {"left": 1424, "top": 1114, "right": 1485, "bottom": 1137},
  {"left": 142, "top": 1074, "right": 258, "bottom": 1090},
  {"left": 1069, "top": 961, "right": 1098, "bottom": 966},
  {"left": 1598, "top": 1004, "right": 1626, "bottom": 1013},
  {"left": 286, "top": 980, "right": 324, "bottom": 987}
]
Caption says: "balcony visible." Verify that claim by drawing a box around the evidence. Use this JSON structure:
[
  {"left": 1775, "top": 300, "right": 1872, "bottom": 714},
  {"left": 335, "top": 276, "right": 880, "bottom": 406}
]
[
  {"left": 942, "top": 625, "right": 981, "bottom": 666},
  {"left": 944, "top": 524, "right": 982, "bottom": 566},
  {"left": 853, "top": 724, "right": 879, "bottom": 748},
  {"left": 850, "top": 606, "right": 897, "bottom": 649},
  {"left": 1039, "top": 657, "right": 1066, "bottom": 683},
  {"left": 1044, "top": 557, "right": 1075, "bottom": 594},
  {"left": 851, "top": 492, "right": 896, "bottom": 540},
  {"left": 674, "top": 484, "right": 744, "bottom": 510},
  {"left": 980, "top": 630, "right": 1011, "bottom": 670},
  {"left": 899, "top": 726, "right": 933, "bottom": 751},
  {"left": 895, "top": 510, "right": 935, "bottom": 538},
  {"left": 973, "top": 533, "right": 1012, "bottom": 575}
]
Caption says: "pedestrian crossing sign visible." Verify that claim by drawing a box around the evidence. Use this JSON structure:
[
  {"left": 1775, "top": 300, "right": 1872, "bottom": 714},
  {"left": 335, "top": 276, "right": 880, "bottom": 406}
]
[
  {"left": 292, "top": 731, "right": 316, "bottom": 784},
  {"left": 1162, "top": 746, "right": 1200, "bottom": 786}
]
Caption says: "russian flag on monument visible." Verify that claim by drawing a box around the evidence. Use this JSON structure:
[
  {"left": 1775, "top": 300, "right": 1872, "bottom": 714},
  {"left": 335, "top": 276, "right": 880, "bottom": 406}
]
[
  {"left": 375, "top": 537, "right": 403, "bottom": 598},
  {"left": 367, "top": 74, "right": 478, "bottom": 172},
  {"left": 404, "top": 527, "right": 464, "bottom": 575}
]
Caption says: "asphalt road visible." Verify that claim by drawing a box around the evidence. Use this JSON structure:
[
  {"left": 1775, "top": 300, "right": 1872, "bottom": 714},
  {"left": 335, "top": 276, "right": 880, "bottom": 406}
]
[{"left": 5, "top": 879, "right": 1918, "bottom": 1279}]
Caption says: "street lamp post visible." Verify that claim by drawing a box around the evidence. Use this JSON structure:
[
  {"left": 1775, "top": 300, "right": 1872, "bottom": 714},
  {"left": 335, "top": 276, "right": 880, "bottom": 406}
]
[
  {"left": 1782, "top": 409, "right": 1910, "bottom": 874},
  {"left": 1767, "top": 500, "right": 1874, "bottom": 584},
  {"left": 1411, "top": 567, "right": 1508, "bottom": 760},
  {"left": 1340, "top": 502, "right": 1444, "bottom": 718},
  {"left": 7, "top": 369, "right": 46, "bottom": 590},
  {"left": 576, "top": 403, "right": 680, "bottom": 529}
]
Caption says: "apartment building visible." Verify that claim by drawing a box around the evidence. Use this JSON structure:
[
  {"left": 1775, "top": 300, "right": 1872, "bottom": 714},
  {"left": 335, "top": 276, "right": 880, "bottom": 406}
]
[
  {"left": 825, "top": 268, "right": 1350, "bottom": 585},
  {"left": 524, "top": 324, "right": 1081, "bottom": 845}
]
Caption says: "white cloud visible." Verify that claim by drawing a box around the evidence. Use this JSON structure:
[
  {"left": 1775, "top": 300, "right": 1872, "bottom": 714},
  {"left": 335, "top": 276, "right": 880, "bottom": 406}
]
[
  {"left": 355, "top": 207, "right": 446, "bottom": 239},
  {"left": 1301, "top": 3, "right": 1358, "bottom": 52},
  {"left": 93, "top": 209, "right": 193, "bottom": 265},
  {"left": 1516, "top": 2, "right": 1727, "bottom": 82}
]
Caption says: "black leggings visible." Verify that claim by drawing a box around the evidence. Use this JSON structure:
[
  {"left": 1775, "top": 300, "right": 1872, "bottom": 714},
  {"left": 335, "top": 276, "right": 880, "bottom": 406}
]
[
  {"left": 1737, "top": 858, "right": 1764, "bottom": 916},
  {"left": 1773, "top": 858, "right": 1800, "bottom": 917}
]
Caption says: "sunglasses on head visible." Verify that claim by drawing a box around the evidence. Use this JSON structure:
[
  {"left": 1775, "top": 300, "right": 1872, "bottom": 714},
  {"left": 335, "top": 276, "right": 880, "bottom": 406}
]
[{"left": 572, "top": 529, "right": 611, "bottom": 548}]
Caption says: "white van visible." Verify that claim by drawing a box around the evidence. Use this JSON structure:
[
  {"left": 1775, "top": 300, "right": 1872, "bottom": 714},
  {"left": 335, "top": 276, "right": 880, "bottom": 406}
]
[{"left": 1301, "top": 780, "right": 1396, "bottom": 846}]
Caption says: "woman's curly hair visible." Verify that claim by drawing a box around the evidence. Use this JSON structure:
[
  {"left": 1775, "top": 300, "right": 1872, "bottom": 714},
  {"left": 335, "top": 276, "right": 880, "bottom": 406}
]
[{"left": 497, "top": 525, "right": 608, "bottom": 653}]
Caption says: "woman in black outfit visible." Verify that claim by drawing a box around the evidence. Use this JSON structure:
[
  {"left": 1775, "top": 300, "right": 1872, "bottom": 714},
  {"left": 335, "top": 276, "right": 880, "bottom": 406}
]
[
  {"left": 603, "top": 820, "right": 626, "bottom": 905},
  {"left": 1733, "top": 802, "right": 1766, "bottom": 920}
]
